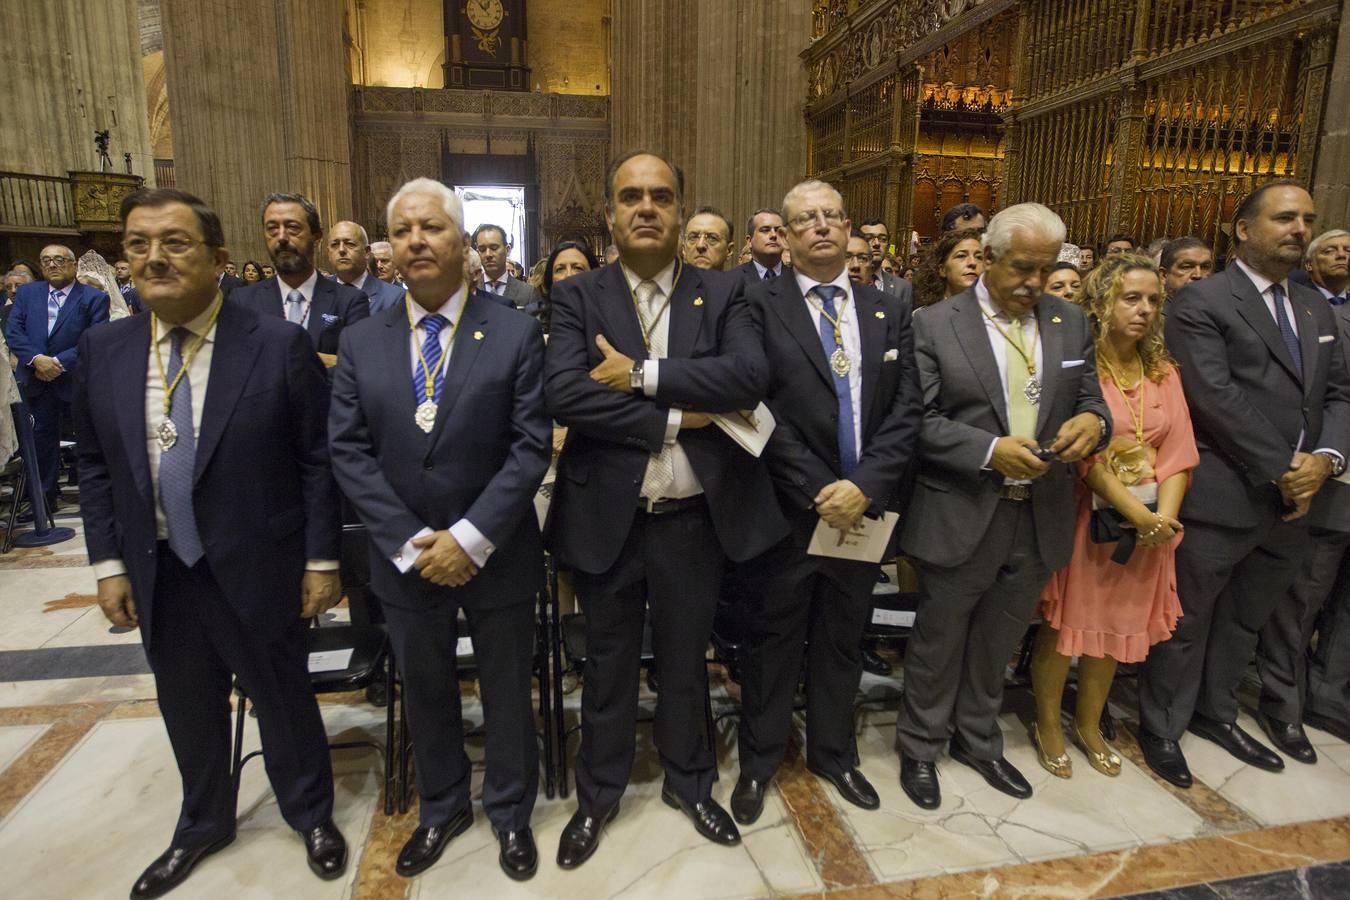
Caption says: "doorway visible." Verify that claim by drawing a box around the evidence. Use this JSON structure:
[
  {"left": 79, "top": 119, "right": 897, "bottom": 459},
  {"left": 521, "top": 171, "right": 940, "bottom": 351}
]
[{"left": 457, "top": 185, "right": 528, "bottom": 267}]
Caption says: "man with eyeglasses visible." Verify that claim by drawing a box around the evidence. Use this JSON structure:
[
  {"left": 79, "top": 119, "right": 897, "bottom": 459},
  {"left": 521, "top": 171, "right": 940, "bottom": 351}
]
[
  {"left": 681, "top": 206, "right": 734, "bottom": 271},
  {"left": 859, "top": 218, "right": 910, "bottom": 301},
  {"left": 844, "top": 230, "right": 874, "bottom": 285},
  {"left": 4, "top": 243, "right": 110, "bottom": 515}
]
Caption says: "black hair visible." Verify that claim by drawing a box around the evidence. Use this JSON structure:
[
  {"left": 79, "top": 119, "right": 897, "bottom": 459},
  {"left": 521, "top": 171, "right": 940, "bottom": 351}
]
[
  {"left": 604, "top": 150, "right": 685, "bottom": 207},
  {"left": 941, "top": 203, "right": 985, "bottom": 232},
  {"left": 260, "top": 192, "right": 322, "bottom": 234},
  {"left": 120, "top": 187, "right": 226, "bottom": 248}
]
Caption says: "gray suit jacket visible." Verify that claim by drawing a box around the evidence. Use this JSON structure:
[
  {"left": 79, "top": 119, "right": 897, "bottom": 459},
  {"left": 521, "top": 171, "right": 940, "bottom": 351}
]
[
  {"left": 1166, "top": 265, "right": 1350, "bottom": 528},
  {"left": 1310, "top": 298, "right": 1350, "bottom": 533},
  {"left": 875, "top": 270, "right": 910, "bottom": 302},
  {"left": 899, "top": 288, "right": 1110, "bottom": 570},
  {"left": 488, "top": 274, "right": 542, "bottom": 318}
]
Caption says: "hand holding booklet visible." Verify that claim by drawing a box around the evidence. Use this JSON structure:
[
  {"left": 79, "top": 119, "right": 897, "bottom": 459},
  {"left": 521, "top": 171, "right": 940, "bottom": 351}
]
[
  {"left": 710, "top": 402, "right": 775, "bottom": 457},
  {"left": 807, "top": 512, "right": 900, "bottom": 563}
]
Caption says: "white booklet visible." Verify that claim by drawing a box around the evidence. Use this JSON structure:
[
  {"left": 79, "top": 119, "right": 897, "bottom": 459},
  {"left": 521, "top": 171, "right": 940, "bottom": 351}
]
[
  {"left": 307, "top": 648, "right": 354, "bottom": 673},
  {"left": 710, "top": 403, "right": 776, "bottom": 458},
  {"left": 807, "top": 512, "right": 900, "bottom": 563}
]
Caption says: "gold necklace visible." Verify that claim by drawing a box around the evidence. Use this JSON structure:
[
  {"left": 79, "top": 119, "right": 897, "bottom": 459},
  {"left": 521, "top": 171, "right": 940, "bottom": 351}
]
[
  {"left": 149, "top": 297, "right": 223, "bottom": 451},
  {"left": 804, "top": 285, "right": 854, "bottom": 376},
  {"left": 406, "top": 295, "right": 462, "bottom": 433},
  {"left": 1099, "top": 350, "right": 1146, "bottom": 444},
  {"left": 982, "top": 308, "right": 1040, "bottom": 403}
]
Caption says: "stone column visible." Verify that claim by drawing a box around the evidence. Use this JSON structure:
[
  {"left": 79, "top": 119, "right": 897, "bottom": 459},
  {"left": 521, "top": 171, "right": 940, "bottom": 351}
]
[
  {"left": 161, "top": 0, "right": 352, "bottom": 263},
  {"left": 1312, "top": 2, "right": 1350, "bottom": 227}
]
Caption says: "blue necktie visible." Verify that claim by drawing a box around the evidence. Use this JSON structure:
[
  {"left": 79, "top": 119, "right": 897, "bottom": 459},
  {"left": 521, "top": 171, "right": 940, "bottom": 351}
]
[
  {"left": 1330, "top": 295, "right": 1346, "bottom": 306},
  {"left": 160, "top": 328, "right": 204, "bottom": 566},
  {"left": 1271, "top": 284, "right": 1303, "bottom": 380},
  {"left": 814, "top": 286, "right": 858, "bottom": 475},
  {"left": 47, "top": 288, "right": 62, "bottom": 335},
  {"left": 413, "top": 314, "right": 449, "bottom": 405}
]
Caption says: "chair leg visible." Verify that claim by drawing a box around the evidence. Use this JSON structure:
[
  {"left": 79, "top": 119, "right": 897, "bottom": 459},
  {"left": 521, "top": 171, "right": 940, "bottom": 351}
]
[
  {"left": 231, "top": 688, "right": 248, "bottom": 797},
  {"left": 397, "top": 685, "right": 412, "bottom": 814},
  {"left": 383, "top": 652, "right": 395, "bottom": 816},
  {"left": 2, "top": 466, "right": 24, "bottom": 554}
]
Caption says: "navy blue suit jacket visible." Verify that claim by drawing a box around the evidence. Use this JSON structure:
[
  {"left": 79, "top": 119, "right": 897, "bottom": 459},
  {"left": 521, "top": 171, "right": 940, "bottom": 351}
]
[
  {"left": 5, "top": 280, "right": 110, "bottom": 401},
  {"left": 73, "top": 300, "right": 340, "bottom": 648},
  {"left": 230, "top": 275, "right": 370, "bottom": 355},
  {"left": 329, "top": 292, "right": 551, "bottom": 611},
  {"left": 327, "top": 273, "right": 405, "bottom": 316}
]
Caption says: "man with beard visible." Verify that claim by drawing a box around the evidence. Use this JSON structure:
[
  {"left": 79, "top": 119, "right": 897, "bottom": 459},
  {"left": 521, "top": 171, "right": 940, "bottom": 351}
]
[
  {"left": 327, "top": 220, "right": 405, "bottom": 315},
  {"left": 230, "top": 193, "right": 368, "bottom": 368},
  {"left": 682, "top": 207, "right": 734, "bottom": 271}
]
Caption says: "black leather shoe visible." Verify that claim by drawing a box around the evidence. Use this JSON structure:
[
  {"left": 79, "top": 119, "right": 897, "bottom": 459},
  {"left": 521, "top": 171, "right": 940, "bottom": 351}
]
[
  {"left": 899, "top": 756, "right": 940, "bottom": 810},
  {"left": 807, "top": 764, "right": 880, "bottom": 810},
  {"left": 130, "top": 832, "right": 235, "bottom": 899},
  {"left": 556, "top": 804, "right": 618, "bottom": 869},
  {"left": 1305, "top": 710, "right": 1350, "bottom": 745},
  {"left": 1188, "top": 715, "right": 1284, "bottom": 772},
  {"left": 1099, "top": 707, "right": 1117, "bottom": 742},
  {"left": 660, "top": 781, "right": 740, "bottom": 845},
  {"left": 861, "top": 648, "right": 892, "bottom": 676},
  {"left": 396, "top": 807, "right": 473, "bottom": 877},
  {"left": 365, "top": 675, "right": 388, "bottom": 708},
  {"left": 730, "top": 775, "right": 767, "bottom": 825},
  {"left": 948, "top": 740, "right": 1032, "bottom": 799},
  {"left": 303, "top": 819, "right": 348, "bottom": 880},
  {"left": 1256, "top": 711, "right": 1317, "bottom": 764},
  {"left": 495, "top": 827, "right": 538, "bottom": 881},
  {"left": 1137, "top": 728, "right": 1193, "bottom": 788}
]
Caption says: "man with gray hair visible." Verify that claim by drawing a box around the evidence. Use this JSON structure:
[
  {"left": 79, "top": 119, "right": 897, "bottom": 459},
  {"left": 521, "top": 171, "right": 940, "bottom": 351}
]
[
  {"left": 370, "top": 240, "right": 401, "bottom": 284},
  {"left": 329, "top": 177, "right": 550, "bottom": 880},
  {"left": 894, "top": 202, "right": 1110, "bottom": 810},
  {"left": 1, "top": 268, "right": 33, "bottom": 329},
  {"left": 327, "top": 220, "right": 404, "bottom": 314}
]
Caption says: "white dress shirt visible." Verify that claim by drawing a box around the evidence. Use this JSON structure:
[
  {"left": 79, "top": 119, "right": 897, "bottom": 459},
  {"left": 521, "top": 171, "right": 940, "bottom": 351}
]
[
  {"left": 974, "top": 276, "right": 1044, "bottom": 480},
  {"left": 624, "top": 260, "right": 703, "bottom": 499},
  {"left": 392, "top": 286, "right": 496, "bottom": 572},
  {"left": 484, "top": 273, "right": 510, "bottom": 296},
  {"left": 752, "top": 259, "right": 783, "bottom": 280},
  {"left": 339, "top": 269, "right": 370, "bottom": 292},
  {"left": 92, "top": 293, "right": 337, "bottom": 581},
  {"left": 276, "top": 269, "right": 320, "bottom": 326},
  {"left": 794, "top": 269, "right": 864, "bottom": 456},
  {"left": 45, "top": 284, "right": 70, "bottom": 336}
]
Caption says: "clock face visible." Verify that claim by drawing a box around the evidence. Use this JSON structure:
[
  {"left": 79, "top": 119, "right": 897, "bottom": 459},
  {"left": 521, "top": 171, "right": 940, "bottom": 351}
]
[{"left": 466, "top": 0, "right": 504, "bottom": 31}]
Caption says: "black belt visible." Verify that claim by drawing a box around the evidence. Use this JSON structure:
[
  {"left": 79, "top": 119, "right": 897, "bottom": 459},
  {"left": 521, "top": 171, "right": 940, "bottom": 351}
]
[
  {"left": 998, "top": 484, "right": 1031, "bottom": 502},
  {"left": 637, "top": 495, "right": 706, "bottom": 515}
]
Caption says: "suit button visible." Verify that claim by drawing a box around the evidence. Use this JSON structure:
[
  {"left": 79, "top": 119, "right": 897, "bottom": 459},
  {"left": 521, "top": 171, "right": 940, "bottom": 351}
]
[
  {"left": 423, "top": 461, "right": 433, "bottom": 470},
  {"left": 830, "top": 413, "right": 838, "bottom": 422}
]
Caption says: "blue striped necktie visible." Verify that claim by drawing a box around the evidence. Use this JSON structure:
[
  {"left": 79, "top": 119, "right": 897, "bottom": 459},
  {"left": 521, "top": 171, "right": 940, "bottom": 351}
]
[
  {"left": 159, "top": 328, "right": 204, "bottom": 566},
  {"left": 47, "top": 288, "right": 62, "bottom": 335},
  {"left": 413, "top": 314, "right": 449, "bottom": 404}
]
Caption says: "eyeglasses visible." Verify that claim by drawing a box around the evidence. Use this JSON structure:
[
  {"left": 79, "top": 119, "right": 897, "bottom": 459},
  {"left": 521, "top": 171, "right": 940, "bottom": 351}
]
[
  {"left": 683, "top": 232, "right": 727, "bottom": 246},
  {"left": 844, "top": 252, "right": 872, "bottom": 264},
  {"left": 122, "top": 236, "right": 206, "bottom": 258},
  {"left": 39, "top": 255, "right": 75, "bottom": 267},
  {"left": 787, "top": 209, "right": 845, "bottom": 231}
]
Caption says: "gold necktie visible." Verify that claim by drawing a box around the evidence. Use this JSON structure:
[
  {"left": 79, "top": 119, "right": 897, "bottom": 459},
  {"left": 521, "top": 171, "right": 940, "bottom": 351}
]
[
  {"left": 1005, "top": 314, "right": 1037, "bottom": 439},
  {"left": 636, "top": 281, "right": 675, "bottom": 499}
]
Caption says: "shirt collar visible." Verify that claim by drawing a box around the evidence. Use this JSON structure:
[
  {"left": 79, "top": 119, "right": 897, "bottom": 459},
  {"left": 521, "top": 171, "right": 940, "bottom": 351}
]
[
  {"left": 752, "top": 259, "right": 780, "bottom": 279},
  {"left": 49, "top": 282, "right": 70, "bottom": 300},
  {"left": 1233, "top": 257, "right": 1289, "bottom": 300},
  {"left": 485, "top": 272, "right": 510, "bottom": 289},
  {"left": 340, "top": 269, "right": 369, "bottom": 291},
  {"left": 1313, "top": 281, "right": 1346, "bottom": 302},
  {"left": 621, "top": 258, "right": 678, "bottom": 297},
  {"left": 409, "top": 284, "right": 466, "bottom": 329},
  {"left": 157, "top": 292, "right": 224, "bottom": 345},
  {"left": 793, "top": 267, "right": 852, "bottom": 304},
  {"left": 277, "top": 268, "right": 319, "bottom": 304},
  {"left": 975, "top": 275, "right": 1032, "bottom": 323}
]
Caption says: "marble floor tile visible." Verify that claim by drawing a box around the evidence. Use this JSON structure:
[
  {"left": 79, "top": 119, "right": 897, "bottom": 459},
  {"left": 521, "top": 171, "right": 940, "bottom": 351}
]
[
  {"left": 1181, "top": 711, "right": 1350, "bottom": 826},
  {"left": 0, "top": 567, "right": 102, "bottom": 652},
  {"left": 38, "top": 604, "right": 142, "bottom": 649},
  {"left": 0, "top": 673, "right": 159, "bottom": 708},
  {"left": 0, "top": 706, "right": 382, "bottom": 899},
  {"left": 0, "top": 723, "right": 48, "bottom": 775}
]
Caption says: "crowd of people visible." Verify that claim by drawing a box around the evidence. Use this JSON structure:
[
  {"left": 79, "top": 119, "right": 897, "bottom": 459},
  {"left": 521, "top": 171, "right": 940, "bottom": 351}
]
[{"left": 3, "top": 154, "right": 1349, "bottom": 899}]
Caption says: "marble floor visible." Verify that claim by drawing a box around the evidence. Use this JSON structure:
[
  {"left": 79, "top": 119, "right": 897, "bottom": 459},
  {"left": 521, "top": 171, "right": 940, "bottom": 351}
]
[{"left": 2, "top": 503, "right": 1350, "bottom": 898}]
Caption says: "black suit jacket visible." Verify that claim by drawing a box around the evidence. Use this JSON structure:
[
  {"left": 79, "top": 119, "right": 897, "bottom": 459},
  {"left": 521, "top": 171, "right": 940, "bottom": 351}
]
[
  {"left": 1310, "top": 296, "right": 1350, "bottom": 533},
  {"left": 218, "top": 273, "right": 246, "bottom": 296},
  {"left": 1167, "top": 265, "right": 1350, "bottom": 528},
  {"left": 544, "top": 263, "right": 787, "bottom": 574},
  {"left": 733, "top": 260, "right": 789, "bottom": 291},
  {"left": 73, "top": 300, "right": 340, "bottom": 648},
  {"left": 230, "top": 275, "right": 370, "bottom": 355},
  {"left": 329, "top": 293, "right": 551, "bottom": 611},
  {"left": 746, "top": 276, "right": 923, "bottom": 528}
]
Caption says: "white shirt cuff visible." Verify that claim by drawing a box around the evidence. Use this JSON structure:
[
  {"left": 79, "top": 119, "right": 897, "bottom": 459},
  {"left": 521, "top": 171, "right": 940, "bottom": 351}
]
[
  {"left": 643, "top": 360, "right": 659, "bottom": 397},
  {"left": 664, "top": 409, "right": 682, "bottom": 445},
  {"left": 1313, "top": 448, "right": 1345, "bottom": 468},
  {"left": 393, "top": 526, "right": 434, "bottom": 574},
  {"left": 93, "top": 559, "right": 127, "bottom": 580},
  {"left": 449, "top": 518, "right": 495, "bottom": 568},
  {"left": 981, "top": 437, "right": 998, "bottom": 471},
  {"left": 305, "top": 560, "right": 339, "bottom": 571}
]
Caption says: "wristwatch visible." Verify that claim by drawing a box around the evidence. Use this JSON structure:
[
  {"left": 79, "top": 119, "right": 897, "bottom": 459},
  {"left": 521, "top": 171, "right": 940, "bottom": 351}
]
[
  {"left": 629, "top": 361, "right": 645, "bottom": 392},
  {"left": 1314, "top": 450, "right": 1346, "bottom": 477}
]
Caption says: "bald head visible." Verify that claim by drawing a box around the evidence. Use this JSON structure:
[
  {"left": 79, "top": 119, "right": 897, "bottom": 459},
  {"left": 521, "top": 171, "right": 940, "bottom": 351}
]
[
  {"left": 40, "top": 244, "right": 77, "bottom": 289},
  {"left": 328, "top": 220, "right": 371, "bottom": 284}
]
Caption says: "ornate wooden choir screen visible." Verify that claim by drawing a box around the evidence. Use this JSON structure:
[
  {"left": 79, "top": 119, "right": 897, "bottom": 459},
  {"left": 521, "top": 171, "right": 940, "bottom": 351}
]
[{"left": 805, "top": 0, "right": 1340, "bottom": 256}]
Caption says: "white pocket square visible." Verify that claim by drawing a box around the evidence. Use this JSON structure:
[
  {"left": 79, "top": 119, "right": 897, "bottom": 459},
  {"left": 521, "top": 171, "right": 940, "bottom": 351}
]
[
  {"left": 883, "top": 349, "right": 899, "bottom": 361},
  {"left": 1061, "top": 359, "right": 1085, "bottom": 368},
  {"left": 321, "top": 313, "right": 339, "bottom": 325},
  {"left": 1320, "top": 334, "right": 1336, "bottom": 344}
]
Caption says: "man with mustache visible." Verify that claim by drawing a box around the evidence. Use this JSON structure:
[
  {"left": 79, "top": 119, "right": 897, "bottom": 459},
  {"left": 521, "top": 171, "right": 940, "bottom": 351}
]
[
  {"left": 1138, "top": 181, "right": 1350, "bottom": 787},
  {"left": 230, "top": 193, "right": 368, "bottom": 368}
]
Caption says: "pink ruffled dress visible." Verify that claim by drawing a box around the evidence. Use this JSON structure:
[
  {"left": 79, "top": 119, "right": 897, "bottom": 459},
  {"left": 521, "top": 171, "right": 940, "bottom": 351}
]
[{"left": 1039, "top": 366, "right": 1199, "bottom": 663}]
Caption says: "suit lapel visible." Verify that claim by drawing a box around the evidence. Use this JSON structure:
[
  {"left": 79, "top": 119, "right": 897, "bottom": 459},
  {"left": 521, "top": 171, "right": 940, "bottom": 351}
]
[
  {"left": 595, "top": 264, "right": 648, "bottom": 360},
  {"left": 768, "top": 275, "right": 833, "bottom": 390},
  {"left": 109, "top": 315, "right": 154, "bottom": 510},
  {"left": 382, "top": 303, "right": 418, "bottom": 428},
  {"left": 194, "top": 302, "right": 263, "bottom": 483},
  {"left": 856, "top": 286, "right": 887, "bottom": 436},
  {"left": 665, "top": 264, "right": 706, "bottom": 358},
  {"left": 1034, "top": 297, "right": 1064, "bottom": 436},
  {"left": 950, "top": 290, "right": 1010, "bottom": 434},
  {"left": 50, "top": 282, "right": 84, "bottom": 336},
  {"left": 1230, "top": 267, "right": 1302, "bottom": 384},
  {"left": 254, "top": 278, "right": 284, "bottom": 318},
  {"left": 1293, "top": 290, "right": 1321, "bottom": 401},
  {"left": 307, "top": 277, "right": 335, "bottom": 342},
  {"left": 428, "top": 293, "right": 490, "bottom": 448}
]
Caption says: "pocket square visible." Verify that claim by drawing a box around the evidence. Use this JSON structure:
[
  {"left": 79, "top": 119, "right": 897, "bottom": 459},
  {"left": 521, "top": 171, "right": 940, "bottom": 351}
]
[
  {"left": 1061, "top": 359, "right": 1085, "bottom": 368},
  {"left": 1320, "top": 334, "right": 1336, "bottom": 344},
  {"left": 883, "top": 349, "right": 899, "bottom": 361},
  {"left": 321, "top": 313, "right": 339, "bottom": 325}
]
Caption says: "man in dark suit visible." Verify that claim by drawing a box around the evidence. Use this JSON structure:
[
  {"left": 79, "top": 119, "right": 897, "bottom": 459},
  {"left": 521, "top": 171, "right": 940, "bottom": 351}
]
[
  {"left": 733, "top": 208, "right": 787, "bottom": 286},
  {"left": 229, "top": 193, "right": 369, "bottom": 369},
  {"left": 1259, "top": 228, "right": 1350, "bottom": 751},
  {"left": 545, "top": 150, "right": 787, "bottom": 867},
  {"left": 474, "top": 224, "right": 542, "bottom": 316},
  {"left": 732, "top": 181, "right": 923, "bottom": 825},
  {"left": 1139, "top": 182, "right": 1350, "bottom": 787},
  {"left": 327, "top": 220, "right": 405, "bottom": 314},
  {"left": 5, "top": 244, "right": 110, "bottom": 512},
  {"left": 74, "top": 188, "right": 347, "bottom": 898},
  {"left": 895, "top": 203, "right": 1110, "bottom": 810},
  {"left": 329, "top": 178, "right": 551, "bottom": 881},
  {"left": 859, "top": 218, "right": 909, "bottom": 300},
  {"left": 217, "top": 268, "right": 245, "bottom": 297}
]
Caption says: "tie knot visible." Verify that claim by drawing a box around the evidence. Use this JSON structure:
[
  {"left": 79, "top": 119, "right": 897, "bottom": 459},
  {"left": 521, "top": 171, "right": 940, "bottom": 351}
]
[
  {"left": 169, "top": 327, "right": 191, "bottom": 353},
  {"left": 1270, "top": 283, "right": 1285, "bottom": 302},
  {"left": 287, "top": 289, "right": 304, "bottom": 304},
  {"left": 636, "top": 280, "right": 660, "bottom": 304},
  {"left": 814, "top": 285, "right": 840, "bottom": 309},
  {"left": 422, "top": 313, "right": 448, "bottom": 336}
]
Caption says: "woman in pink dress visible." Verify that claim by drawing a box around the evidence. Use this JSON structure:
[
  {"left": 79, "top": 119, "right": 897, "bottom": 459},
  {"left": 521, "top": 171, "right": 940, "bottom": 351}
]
[{"left": 1031, "top": 254, "right": 1200, "bottom": 778}]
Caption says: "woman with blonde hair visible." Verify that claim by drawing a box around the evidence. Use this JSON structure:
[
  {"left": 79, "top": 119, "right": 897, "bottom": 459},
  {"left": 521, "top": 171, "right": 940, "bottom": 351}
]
[{"left": 1031, "top": 253, "right": 1200, "bottom": 778}]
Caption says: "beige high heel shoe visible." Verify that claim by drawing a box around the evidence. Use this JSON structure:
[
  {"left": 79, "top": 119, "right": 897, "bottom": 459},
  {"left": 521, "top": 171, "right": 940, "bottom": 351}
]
[
  {"left": 1070, "top": 721, "right": 1121, "bottom": 777},
  {"left": 1032, "top": 723, "right": 1072, "bottom": 778}
]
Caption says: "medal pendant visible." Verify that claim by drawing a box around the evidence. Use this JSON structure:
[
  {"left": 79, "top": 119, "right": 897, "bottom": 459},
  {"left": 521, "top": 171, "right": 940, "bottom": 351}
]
[
  {"left": 415, "top": 401, "right": 438, "bottom": 433},
  {"left": 1023, "top": 376, "right": 1042, "bottom": 405},
  {"left": 155, "top": 418, "right": 178, "bottom": 451},
  {"left": 830, "top": 347, "right": 852, "bottom": 377}
]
